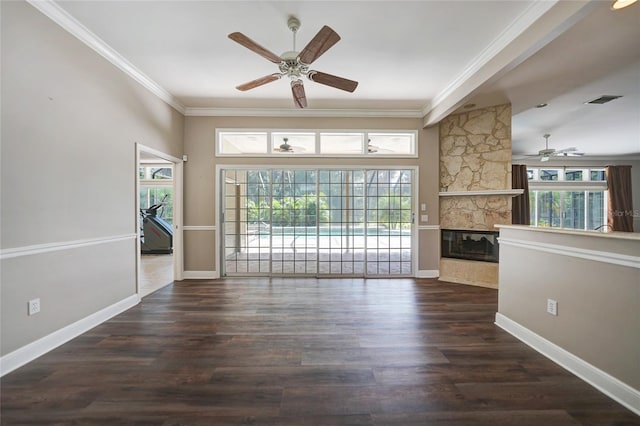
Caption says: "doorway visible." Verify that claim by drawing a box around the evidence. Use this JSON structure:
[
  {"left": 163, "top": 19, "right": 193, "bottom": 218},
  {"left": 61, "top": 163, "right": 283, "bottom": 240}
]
[
  {"left": 221, "top": 168, "right": 414, "bottom": 277},
  {"left": 136, "top": 144, "right": 183, "bottom": 296}
]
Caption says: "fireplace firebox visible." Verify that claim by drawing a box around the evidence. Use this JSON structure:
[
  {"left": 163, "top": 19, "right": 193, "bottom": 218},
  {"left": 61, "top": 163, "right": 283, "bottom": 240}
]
[{"left": 441, "top": 229, "right": 499, "bottom": 263}]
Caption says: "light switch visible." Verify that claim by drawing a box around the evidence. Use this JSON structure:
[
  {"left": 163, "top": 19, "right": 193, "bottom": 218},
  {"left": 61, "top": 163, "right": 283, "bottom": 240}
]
[
  {"left": 420, "top": 203, "right": 426, "bottom": 211},
  {"left": 421, "top": 214, "right": 428, "bottom": 222}
]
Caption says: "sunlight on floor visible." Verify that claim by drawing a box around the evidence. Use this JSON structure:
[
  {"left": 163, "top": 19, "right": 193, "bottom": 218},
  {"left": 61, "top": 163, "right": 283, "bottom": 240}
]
[{"left": 139, "top": 254, "right": 173, "bottom": 297}]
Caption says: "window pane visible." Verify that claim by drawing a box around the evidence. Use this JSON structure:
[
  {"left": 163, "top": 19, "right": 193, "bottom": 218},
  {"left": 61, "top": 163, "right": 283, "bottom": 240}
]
[
  {"left": 220, "top": 132, "right": 267, "bottom": 154},
  {"left": 272, "top": 132, "right": 315, "bottom": 154},
  {"left": 536, "top": 191, "right": 561, "bottom": 227},
  {"left": 539, "top": 169, "right": 559, "bottom": 181},
  {"left": 141, "top": 187, "right": 173, "bottom": 224},
  {"left": 563, "top": 191, "right": 585, "bottom": 229},
  {"left": 588, "top": 191, "right": 606, "bottom": 230},
  {"left": 320, "top": 133, "right": 364, "bottom": 154},
  {"left": 531, "top": 190, "right": 607, "bottom": 230},
  {"left": 150, "top": 167, "right": 172, "bottom": 179},
  {"left": 367, "top": 133, "right": 415, "bottom": 155},
  {"left": 527, "top": 169, "right": 535, "bottom": 180},
  {"left": 529, "top": 191, "right": 536, "bottom": 224},
  {"left": 590, "top": 170, "right": 606, "bottom": 181},
  {"left": 565, "top": 170, "right": 583, "bottom": 181}
]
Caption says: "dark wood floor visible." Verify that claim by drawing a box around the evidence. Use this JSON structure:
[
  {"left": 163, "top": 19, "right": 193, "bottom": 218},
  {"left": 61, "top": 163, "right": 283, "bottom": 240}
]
[{"left": 1, "top": 278, "right": 638, "bottom": 425}]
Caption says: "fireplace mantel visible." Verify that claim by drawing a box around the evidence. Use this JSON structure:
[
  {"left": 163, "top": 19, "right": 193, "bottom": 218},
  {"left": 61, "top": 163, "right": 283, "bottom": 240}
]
[{"left": 439, "top": 189, "right": 524, "bottom": 197}]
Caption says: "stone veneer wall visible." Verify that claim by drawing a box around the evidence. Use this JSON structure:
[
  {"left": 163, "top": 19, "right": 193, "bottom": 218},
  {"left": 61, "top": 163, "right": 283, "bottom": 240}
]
[{"left": 439, "top": 103, "right": 512, "bottom": 288}]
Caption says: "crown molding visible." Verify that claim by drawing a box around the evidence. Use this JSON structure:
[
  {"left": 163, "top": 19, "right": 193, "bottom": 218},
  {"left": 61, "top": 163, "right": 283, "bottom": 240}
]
[
  {"left": 184, "top": 107, "right": 424, "bottom": 118},
  {"left": 26, "top": 0, "right": 186, "bottom": 114},
  {"left": 513, "top": 155, "right": 640, "bottom": 163},
  {"left": 23, "top": 0, "right": 422, "bottom": 121},
  {"left": 422, "top": 1, "right": 560, "bottom": 118}
]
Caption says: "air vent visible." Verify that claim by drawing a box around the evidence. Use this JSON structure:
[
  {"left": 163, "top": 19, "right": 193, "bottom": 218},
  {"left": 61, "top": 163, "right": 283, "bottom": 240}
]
[{"left": 585, "top": 95, "right": 622, "bottom": 104}]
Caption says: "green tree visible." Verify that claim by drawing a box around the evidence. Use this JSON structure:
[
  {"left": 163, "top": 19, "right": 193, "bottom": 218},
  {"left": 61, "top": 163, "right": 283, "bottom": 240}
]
[
  {"left": 247, "top": 194, "right": 328, "bottom": 227},
  {"left": 375, "top": 195, "right": 411, "bottom": 230}
]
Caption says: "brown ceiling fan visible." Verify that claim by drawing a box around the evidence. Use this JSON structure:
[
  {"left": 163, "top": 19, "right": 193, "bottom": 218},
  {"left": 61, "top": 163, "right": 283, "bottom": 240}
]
[{"left": 228, "top": 17, "right": 358, "bottom": 108}]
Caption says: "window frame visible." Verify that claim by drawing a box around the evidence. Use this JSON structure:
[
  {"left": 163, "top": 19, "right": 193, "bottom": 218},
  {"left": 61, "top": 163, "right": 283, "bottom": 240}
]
[
  {"left": 526, "top": 167, "right": 608, "bottom": 231},
  {"left": 215, "top": 129, "right": 418, "bottom": 158}
]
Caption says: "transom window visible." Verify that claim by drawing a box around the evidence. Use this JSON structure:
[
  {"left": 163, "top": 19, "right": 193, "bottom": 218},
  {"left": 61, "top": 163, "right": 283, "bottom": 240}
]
[
  {"left": 527, "top": 168, "right": 606, "bottom": 182},
  {"left": 216, "top": 129, "right": 417, "bottom": 157},
  {"left": 527, "top": 167, "right": 607, "bottom": 231}
]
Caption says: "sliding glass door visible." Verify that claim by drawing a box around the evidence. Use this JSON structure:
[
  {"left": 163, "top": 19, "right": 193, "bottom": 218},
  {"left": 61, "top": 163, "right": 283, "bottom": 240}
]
[{"left": 221, "top": 168, "right": 414, "bottom": 277}]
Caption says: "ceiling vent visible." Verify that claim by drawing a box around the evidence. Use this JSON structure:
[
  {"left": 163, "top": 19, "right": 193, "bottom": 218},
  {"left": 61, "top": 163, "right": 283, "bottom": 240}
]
[{"left": 585, "top": 95, "right": 622, "bottom": 104}]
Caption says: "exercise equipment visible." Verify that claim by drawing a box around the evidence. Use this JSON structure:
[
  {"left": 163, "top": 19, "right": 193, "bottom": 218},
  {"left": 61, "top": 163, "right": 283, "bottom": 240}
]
[{"left": 140, "top": 195, "right": 173, "bottom": 254}]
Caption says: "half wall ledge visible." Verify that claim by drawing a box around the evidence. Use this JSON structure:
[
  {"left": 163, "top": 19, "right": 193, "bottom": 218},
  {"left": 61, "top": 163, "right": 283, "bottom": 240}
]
[{"left": 439, "top": 189, "right": 524, "bottom": 197}]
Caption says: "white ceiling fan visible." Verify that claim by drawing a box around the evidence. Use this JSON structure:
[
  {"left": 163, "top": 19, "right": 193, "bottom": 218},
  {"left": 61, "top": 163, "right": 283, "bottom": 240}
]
[
  {"left": 527, "top": 134, "right": 584, "bottom": 162},
  {"left": 273, "top": 137, "right": 306, "bottom": 153},
  {"left": 228, "top": 17, "right": 358, "bottom": 109}
]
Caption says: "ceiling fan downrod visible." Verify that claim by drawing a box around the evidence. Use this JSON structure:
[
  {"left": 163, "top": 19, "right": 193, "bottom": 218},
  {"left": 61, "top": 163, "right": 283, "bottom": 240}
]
[
  {"left": 280, "top": 17, "right": 308, "bottom": 82},
  {"left": 288, "top": 17, "right": 300, "bottom": 52}
]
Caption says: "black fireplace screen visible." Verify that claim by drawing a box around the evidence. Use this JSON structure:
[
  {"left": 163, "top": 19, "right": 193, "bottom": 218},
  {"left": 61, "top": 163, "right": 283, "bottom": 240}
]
[{"left": 441, "top": 229, "right": 499, "bottom": 263}]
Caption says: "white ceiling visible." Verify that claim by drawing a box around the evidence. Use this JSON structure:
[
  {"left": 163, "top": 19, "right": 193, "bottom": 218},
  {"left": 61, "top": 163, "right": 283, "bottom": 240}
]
[{"left": 45, "top": 0, "right": 640, "bottom": 159}]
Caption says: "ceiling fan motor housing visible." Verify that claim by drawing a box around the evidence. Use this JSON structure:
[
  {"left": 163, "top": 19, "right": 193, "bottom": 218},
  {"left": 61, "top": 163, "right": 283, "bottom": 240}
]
[{"left": 279, "top": 52, "right": 308, "bottom": 80}]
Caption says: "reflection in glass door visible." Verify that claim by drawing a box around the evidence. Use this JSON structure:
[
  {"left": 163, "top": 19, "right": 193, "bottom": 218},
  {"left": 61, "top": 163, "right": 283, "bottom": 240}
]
[{"left": 221, "top": 168, "right": 413, "bottom": 277}]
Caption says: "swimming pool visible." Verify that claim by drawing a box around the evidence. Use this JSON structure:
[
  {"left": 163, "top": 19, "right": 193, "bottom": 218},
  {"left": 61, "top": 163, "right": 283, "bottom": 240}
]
[{"left": 253, "top": 225, "right": 411, "bottom": 237}]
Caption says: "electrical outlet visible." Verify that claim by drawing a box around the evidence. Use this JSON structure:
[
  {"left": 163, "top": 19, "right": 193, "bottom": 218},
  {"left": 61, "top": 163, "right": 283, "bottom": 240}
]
[
  {"left": 547, "top": 299, "right": 558, "bottom": 316},
  {"left": 28, "top": 298, "right": 40, "bottom": 316}
]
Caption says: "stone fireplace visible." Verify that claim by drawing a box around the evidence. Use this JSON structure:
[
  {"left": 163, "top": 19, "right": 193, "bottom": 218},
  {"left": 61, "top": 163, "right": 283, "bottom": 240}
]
[{"left": 438, "top": 103, "right": 514, "bottom": 288}]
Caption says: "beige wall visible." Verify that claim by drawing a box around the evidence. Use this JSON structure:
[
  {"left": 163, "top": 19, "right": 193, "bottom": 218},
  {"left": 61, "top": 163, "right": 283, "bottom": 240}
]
[
  {"left": 0, "top": 2, "right": 184, "bottom": 355},
  {"left": 183, "top": 116, "right": 440, "bottom": 274},
  {"left": 497, "top": 226, "right": 640, "bottom": 390}
]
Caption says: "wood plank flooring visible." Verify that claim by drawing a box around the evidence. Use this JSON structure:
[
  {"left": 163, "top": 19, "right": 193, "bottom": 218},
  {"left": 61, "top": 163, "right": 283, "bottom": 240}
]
[{"left": 1, "top": 278, "right": 638, "bottom": 425}]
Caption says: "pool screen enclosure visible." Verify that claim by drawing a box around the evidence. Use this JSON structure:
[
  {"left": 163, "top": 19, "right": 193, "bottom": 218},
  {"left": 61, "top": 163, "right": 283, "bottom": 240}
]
[{"left": 222, "top": 169, "right": 414, "bottom": 277}]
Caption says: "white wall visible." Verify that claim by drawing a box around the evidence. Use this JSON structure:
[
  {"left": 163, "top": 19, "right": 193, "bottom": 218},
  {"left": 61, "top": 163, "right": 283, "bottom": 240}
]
[{"left": 0, "top": 1, "right": 184, "bottom": 357}]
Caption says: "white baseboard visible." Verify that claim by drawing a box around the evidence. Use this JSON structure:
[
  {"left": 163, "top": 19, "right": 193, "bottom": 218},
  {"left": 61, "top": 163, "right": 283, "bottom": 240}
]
[
  {"left": 495, "top": 313, "right": 640, "bottom": 416},
  {"left": 0, "top": 294, "right": 140, "bottom": 377},
  {"left": 416, "top": 269, "right": 439, "bottom": 278},
  {"left": 182, "top": 270, "right": 218, "bottom": 279}
]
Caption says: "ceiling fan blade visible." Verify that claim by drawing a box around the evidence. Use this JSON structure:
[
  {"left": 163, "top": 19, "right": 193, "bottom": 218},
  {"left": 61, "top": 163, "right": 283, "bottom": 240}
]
[
  {"left": 298, "top": 25, "right": 341, "bottom": 65},
  {"left": 228, "top": 32, "right": 282, "bottom": 64},
  {"left": 236, "top": 73, "right": 281, "bottom": 91},
  {"left": 308, "top": 71, "right": 358, "bottom": 92},
  {"left": 291, "top": 80, "right": 307, "bottom": 109},
  {"left": 555, "top": 151, "right": 585, "bottom": 157},
  {"left": 556, "top": 147, "right": 578, "bottom": 153}
]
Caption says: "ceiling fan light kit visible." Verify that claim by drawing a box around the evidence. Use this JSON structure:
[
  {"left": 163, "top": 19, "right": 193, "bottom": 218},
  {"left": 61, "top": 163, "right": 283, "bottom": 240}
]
[
  {"left": 228, "top": 16, "right": 358, "bottom": 108},
  {"left": 611, "top": 0, "right": 638, "bottom": 10}
]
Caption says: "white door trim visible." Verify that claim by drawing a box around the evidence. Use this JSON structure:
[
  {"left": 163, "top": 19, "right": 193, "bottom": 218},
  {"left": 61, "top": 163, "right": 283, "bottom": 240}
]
[{"left": 136, "top": 143, "right": 184, "bottom": 295}]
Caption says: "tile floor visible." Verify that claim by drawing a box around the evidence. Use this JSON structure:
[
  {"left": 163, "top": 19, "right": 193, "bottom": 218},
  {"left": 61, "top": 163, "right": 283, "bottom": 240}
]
[{"left": 139, "top": 254, "right": 174, "bottom": 297}]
